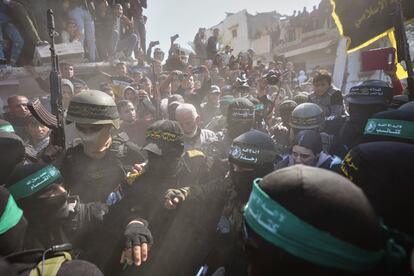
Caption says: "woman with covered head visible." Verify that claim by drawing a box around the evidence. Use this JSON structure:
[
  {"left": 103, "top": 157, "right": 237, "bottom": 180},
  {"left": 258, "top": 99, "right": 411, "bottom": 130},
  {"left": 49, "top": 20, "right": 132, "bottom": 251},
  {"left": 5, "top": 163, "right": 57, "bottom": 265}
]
[{"left": 275, "top": 129, "right": 341, "bottom": 172}]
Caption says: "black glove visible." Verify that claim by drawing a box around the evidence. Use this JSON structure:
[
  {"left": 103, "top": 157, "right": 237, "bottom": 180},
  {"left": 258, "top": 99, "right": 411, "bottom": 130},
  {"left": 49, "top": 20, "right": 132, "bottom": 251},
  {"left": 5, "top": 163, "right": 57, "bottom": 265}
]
[{"left": 124, "top": 220, "right": 153, "bottom": 249}]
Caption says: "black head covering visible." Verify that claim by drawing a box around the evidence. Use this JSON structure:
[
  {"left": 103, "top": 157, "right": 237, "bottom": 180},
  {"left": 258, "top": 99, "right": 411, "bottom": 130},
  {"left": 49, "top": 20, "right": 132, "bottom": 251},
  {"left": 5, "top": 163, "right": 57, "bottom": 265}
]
[
  {"left": 245, "top": 165, "right": 383, "bottom": 275},
  {"left": 389, "top": 94, "right": 409, "bottom": 110},
  {"left": 398, "top": 100, "right": 414, "bottom": 112},
  {"left": 227, "top": 98, "right": 255, "bottom": 139},
  {"left": 0, "top": 186, "right": 27, "bottom": 256},
  {"left": 5, "top": 163, "right": 67, "bottom": 225},
  {"left": 340, "top": 142, "right": 414, "bottom": 236},
  {"left": 346, "top": 80, "right": 392, "bottom": 105},
  {"left": 143, "top": 120, "right": 184, "bottom": 157},
  {"left": 229, "top": 130, "right": 277, "bottom": 202},
  {"left": 229, "top": 129, "right": 277, "bottom": 167},
  {"left": 0, "top": 119, "right": 15, "bottom": 133},
  {"left": 362, "top": 109, "right": 414, "bottom": 145},
  {"left": 0, "top": 132, "right": 25, "bottom": 183}
]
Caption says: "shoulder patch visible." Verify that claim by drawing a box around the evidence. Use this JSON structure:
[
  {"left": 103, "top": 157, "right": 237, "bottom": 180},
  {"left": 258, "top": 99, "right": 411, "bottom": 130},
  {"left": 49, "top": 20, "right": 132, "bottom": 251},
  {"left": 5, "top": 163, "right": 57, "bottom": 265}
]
[{"left": 187, "top": 149, "right": 205, "bottom": 158}]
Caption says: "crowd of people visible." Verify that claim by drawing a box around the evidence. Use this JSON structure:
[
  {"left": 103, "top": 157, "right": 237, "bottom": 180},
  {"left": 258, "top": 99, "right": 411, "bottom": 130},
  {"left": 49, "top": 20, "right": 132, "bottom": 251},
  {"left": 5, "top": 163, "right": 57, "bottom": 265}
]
[
  {"left": 0, "top": 0, "right": 147, "bottom": 66},
  {"left": 0, "top": 1, "right": 414, "bottom": 276}
]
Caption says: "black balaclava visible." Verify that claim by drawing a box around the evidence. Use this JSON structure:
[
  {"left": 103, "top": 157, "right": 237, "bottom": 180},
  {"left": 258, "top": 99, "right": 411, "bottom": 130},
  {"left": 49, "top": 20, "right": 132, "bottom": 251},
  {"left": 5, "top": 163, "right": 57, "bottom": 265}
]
[
  {"left": 340, "top": 142, "right": 414, "bottom": 237},
  {"left": 244, "top": 165, "right": 384, "bottom": 276},
  {"left": 5, "top": 163, "right": 68, "bottom": 227},
  {"left": 339, "top": 103, "right": 387, "bottom": 152},
  {"left": 229, "top": 130, "right": 277, "bottom": 202},
  {"left": 0, "top": 186, "right": 27, "bottom": 256},
  {"left": 362, "top": 109, "right": 414, "bottom": 145},
  {"left": 0, "top": 132, "right": 25, "bottom": 183},
  {"left": 227, "top": 98, "right": 255, "bottom": 139},
  {"left": 143, "top": 120, "right": 185, "bottom": 177},
  {"left": 146, "top": 151, "right": 182, "bottom": 178},
  {"left": 348, "top": 103, "right": 387, "bottom": 125}
]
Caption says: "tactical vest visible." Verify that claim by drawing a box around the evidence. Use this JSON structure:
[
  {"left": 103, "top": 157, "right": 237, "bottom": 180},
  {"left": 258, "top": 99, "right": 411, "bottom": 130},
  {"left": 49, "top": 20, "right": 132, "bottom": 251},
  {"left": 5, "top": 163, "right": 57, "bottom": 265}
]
[{"left": 29, "top": 252, "right": 72, "bottom": 276}]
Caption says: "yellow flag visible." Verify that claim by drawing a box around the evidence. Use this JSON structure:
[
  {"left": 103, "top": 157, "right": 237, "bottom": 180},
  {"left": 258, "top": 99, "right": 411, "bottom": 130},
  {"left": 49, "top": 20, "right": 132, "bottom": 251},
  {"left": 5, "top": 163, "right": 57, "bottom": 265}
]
[{"left": 388, "top": 31, "right": 408, "bottom": 80}]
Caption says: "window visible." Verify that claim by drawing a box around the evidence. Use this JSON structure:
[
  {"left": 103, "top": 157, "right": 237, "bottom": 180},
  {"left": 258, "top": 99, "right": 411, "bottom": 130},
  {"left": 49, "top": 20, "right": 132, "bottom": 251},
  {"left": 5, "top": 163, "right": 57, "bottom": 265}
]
[{"left": 232, "top": 29, "right": 238, "bottom": 38}]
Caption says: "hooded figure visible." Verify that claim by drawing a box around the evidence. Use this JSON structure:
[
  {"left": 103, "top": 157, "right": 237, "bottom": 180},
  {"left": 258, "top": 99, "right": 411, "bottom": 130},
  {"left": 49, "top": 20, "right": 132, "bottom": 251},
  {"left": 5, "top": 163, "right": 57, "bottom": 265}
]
[
  {"left": 243, "top": 165, "right": 390, "bottom": 276},
  {"left": 204, "top": 130, "right": 279, "bottom": 275},
  {"left": 227, "top": 97, "right": 255, "bottom": 140},
  {"left": 0, "top": 186, "right": 27, "bottom": 256},
  {"left": 331, "top": 80, "right": 392, "bottom": 158},
  {"left": 0, "top": 131, "right": 26, "bottom": 183},
  {"left": 340, "top": 142, "right": 414, "bottom": 238},
  {"left": 5, "top": 163, "right": 70, "bottom": 248},
  {"left": 362, "top": 109, "right": 414, "bottom": 145}
]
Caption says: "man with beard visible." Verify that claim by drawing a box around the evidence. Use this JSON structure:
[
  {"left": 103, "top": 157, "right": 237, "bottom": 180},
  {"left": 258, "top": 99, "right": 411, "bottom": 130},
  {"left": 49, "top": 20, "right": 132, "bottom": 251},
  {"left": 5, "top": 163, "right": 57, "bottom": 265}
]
[
  {"left": 58, "top": 90, "right": 146, "bottom": 204},
  {"left": 175, "top": 103, "right": 217, "bottom": 151},
  {"left": 202, "top": 129, "right": 279, "bottom": 275}
]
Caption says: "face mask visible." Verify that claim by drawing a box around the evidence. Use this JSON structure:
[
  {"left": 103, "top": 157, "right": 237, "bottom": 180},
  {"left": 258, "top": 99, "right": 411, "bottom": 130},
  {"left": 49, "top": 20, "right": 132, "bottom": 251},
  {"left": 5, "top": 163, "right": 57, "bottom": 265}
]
[
  {"left": 230, "top": 164, "right": 274, "bottom": 203},
  {"left": 23, "top": 191, "right": 69, "bottom": 226},
  {"left": 77, "top": 126, "right": 112, "bottom": 159},
  {"left": 230, "top": 169, "right": 257, "bottom": 203},
  {"left": 228, "top": 121, "right": 252, "bottom": 139},
  {"left": 148, "top": 153, "right": 181, "bottom": 177}
]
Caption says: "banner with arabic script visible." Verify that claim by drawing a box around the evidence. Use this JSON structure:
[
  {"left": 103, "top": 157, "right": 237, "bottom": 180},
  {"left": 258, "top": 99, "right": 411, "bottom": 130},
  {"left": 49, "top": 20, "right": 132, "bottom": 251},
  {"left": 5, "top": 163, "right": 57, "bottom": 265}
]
[{"left": 331, "top": 0, "right": 414, "bottom": 52}]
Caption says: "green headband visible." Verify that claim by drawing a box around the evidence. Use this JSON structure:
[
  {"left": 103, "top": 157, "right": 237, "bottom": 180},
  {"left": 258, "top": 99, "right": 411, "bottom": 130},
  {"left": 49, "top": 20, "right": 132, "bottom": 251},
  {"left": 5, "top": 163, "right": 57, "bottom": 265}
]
[
  {"left": 364, "top": 119, "right": 414, "bottom": 140},
  {"left": 0, "top": 124, "right": 14, "bottom": 133},
  {"left": 243, "top": 179, "right": 384, "bottom": 272},
  {"left": 0, "top": 195, "right": 23, "bottom": 234},
  {"left": 8, "top": 165, "right": 62, "bottom": 200}
]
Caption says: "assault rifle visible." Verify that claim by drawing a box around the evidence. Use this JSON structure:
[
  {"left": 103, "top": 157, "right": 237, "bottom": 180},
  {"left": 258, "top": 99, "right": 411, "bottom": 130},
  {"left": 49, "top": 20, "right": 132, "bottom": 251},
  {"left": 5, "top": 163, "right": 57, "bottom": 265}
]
[{"left": 28, "top": 9, "right": 65, "bottom": 148}]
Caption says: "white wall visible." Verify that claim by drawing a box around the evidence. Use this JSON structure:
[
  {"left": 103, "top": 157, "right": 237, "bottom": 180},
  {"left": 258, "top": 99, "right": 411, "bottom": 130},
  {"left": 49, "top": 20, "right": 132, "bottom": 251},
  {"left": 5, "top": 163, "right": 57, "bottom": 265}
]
[
  {"left": 209, "top": 10, "right": 250, "bottom": 55},
  {"left": 251, "top": 35, "right": 271, "bottom": 56}
]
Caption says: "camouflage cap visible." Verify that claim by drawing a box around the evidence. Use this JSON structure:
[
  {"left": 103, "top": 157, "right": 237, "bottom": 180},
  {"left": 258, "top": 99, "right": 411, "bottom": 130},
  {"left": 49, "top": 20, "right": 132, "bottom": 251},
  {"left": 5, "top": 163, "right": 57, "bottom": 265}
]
[
  {"left": 66, "top": 90, "right": 120, "bottom": 128},
  {"left": 289, "top": 103, "right": 323, "bottom": 130}
]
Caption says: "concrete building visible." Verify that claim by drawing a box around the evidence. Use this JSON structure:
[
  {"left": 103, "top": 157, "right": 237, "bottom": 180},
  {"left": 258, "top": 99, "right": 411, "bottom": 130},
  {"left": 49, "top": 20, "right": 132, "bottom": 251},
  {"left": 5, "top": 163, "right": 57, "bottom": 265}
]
[{"left": 207, "top": 10, "right": 281, "bottom": 56}]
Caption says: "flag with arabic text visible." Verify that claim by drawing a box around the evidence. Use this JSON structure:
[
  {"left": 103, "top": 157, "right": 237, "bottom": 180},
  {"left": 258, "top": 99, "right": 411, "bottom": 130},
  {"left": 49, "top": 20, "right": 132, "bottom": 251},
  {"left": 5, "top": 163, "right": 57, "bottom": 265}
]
[{"left": 331, "top": 0, "right": 414, "bottom": 52}]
